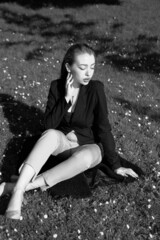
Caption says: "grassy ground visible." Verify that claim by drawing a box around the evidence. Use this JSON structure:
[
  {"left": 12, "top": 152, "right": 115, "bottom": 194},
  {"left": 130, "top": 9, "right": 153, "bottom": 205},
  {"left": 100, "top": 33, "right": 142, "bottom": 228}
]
[{"left": 0, "top": 0, "right": 160, "bottom": 239}]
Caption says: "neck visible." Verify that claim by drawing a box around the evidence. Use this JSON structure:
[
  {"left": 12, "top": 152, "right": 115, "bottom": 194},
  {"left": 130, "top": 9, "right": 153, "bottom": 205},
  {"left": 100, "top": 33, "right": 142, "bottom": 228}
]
[{"left": 72, "top": 79, "right": 80, "bottom": 89}]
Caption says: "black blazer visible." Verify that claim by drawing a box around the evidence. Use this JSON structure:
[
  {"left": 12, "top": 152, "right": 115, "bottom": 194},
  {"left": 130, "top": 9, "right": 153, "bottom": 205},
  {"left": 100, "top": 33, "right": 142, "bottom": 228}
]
[{"left": 44, "top": 79, "right": 121, "bottom": 170}]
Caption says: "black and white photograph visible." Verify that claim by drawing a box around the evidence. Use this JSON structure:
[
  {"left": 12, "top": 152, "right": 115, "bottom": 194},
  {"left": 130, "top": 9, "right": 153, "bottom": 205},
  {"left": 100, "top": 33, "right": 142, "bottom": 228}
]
[{"left": 0, "top": 0, "right": 159, "bottom": 239}]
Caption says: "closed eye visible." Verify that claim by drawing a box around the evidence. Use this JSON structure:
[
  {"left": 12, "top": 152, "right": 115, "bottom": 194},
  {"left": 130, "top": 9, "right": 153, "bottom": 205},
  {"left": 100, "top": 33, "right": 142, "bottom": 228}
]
[
  {"left": 79, "top": 64, "right": 95, "bottom": 70},
  {"left": 79, "top": 67, "right": 86, "bottom": 70}
]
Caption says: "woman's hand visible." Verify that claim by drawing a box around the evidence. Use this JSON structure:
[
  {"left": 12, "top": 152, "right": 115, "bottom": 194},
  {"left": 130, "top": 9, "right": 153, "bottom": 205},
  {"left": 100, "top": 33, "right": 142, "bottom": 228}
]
[
  {"left": 65, "top": 72, "right": 74, "bottom": 103},
  {"left": 114, "top": 167, "right": 139, "bottom": 178}
]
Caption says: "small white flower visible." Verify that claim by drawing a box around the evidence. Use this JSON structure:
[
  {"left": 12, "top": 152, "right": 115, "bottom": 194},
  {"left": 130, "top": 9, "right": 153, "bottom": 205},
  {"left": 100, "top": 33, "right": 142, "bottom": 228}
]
[
  {"left": 94, "top": 208, "right": 97, "bottom": 213},
  {"left": 53, "top": 233, "right": 58, "bottom": 238},
  {"left": 149, "top": 233, "right": 153, "bottom": 238}
]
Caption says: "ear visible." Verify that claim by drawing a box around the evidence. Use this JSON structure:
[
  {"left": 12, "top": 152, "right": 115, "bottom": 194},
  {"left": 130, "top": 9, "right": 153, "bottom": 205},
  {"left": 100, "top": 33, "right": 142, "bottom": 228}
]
[{"left": 65, "top": 63, "right": 71, "bottom": 73}]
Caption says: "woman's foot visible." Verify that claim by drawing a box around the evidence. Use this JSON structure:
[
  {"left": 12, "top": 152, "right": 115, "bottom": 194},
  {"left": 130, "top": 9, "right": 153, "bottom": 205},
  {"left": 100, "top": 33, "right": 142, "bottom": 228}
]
[
  {"left": 5, "top": 188, "right": 24, "bottom": 220},
  {"left": 0, "top": 182, "right": 15, "bottom": 197}
]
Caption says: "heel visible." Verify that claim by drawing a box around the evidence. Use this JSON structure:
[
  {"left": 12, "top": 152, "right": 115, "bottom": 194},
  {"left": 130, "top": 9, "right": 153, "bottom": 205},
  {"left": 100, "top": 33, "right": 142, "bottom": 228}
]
[
  {"left": 5, "top": 210, "right": 21, "bottom": 220},
  {"left": 0, "top": 182, "right": 6, "bottom": 197},
  {"left": 5, "top": 189, "right": 24, "bottom": 220},
  {"left": 0, "top": 182, "right": 15, "bottom": 197}
]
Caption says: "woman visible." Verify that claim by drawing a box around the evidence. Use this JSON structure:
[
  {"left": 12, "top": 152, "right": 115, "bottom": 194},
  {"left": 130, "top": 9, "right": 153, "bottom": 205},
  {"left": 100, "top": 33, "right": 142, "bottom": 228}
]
[{"left": 0, "top": 43, "right": 138, "bottom": 220}]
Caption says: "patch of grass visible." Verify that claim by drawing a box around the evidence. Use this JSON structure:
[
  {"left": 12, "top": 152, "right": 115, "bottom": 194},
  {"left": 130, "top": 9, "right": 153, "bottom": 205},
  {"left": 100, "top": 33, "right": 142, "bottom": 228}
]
[{"left": 0, "top": 0, "right": 160, "bottom": 239}]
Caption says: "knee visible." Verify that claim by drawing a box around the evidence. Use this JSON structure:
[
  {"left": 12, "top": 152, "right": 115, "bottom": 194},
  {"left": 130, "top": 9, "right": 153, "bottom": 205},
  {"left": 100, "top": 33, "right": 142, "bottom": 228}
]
[
  {"left": 73, "top": 146, "right": 102, "bottom": 169},
  {"left": 41, "top": 129, "right": 60, "bottom": 146},
  {"left": 82, "top": 150, "right": 93, "bottom": 169},
  {"left": 84, "top": 145, "right": 102, "bottom": 168}
]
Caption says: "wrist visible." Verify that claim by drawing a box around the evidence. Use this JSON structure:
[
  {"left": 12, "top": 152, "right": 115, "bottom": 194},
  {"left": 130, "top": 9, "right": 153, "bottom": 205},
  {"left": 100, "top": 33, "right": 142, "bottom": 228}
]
[{"left": 114, "top": 167, "right": 120, "bottom": 173}]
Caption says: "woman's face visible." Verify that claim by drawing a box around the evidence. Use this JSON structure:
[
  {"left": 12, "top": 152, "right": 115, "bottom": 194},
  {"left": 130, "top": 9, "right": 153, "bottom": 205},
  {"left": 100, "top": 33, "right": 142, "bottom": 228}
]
[{"left": 68, "top": 52, "right": 95, "bottom": 87}]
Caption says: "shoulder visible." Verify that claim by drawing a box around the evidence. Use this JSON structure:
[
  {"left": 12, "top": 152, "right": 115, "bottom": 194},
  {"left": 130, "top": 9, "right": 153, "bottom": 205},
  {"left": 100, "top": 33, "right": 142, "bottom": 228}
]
[
  {"left": 89, "top": 80, "right": 104, "bottom": 88},
  {"left": 50, "top": 79, "right": 59, "bottom": 88},
  {"left": 89, "top": 80, "right": 107, "bottom": 104},
  {"left": 89, "top": 80, "right": 104, "bottom": 94},
  {"left": 49, "top": 79, "right": 62, "bottom": 94}
]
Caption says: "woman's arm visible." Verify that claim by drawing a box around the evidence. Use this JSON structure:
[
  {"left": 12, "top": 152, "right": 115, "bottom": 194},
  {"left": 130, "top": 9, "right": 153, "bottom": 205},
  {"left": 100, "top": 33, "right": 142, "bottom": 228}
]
[
  {"left": 93, "top": 81, "right": 121, "bottom": 171},
  {"left": 44, "top": 80, "right": 71, "bottom": 129},
  {"left": 93, "top": 81, "right": 138, "bottom": 178}
]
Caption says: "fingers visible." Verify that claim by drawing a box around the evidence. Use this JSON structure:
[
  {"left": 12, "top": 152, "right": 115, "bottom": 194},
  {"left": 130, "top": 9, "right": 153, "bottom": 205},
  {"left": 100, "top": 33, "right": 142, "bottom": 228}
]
[
  {"left": 65, "top": 73, "right": 74, "bottom": 100},
  {"left": 127, "top": 169, "right": 139, "bottom": 178},
  {"left": 66, "top": 72, "right": 73, "bottom": 84},
  {"left": 116, "top": 167, "right": 139, "bottom": 178}
]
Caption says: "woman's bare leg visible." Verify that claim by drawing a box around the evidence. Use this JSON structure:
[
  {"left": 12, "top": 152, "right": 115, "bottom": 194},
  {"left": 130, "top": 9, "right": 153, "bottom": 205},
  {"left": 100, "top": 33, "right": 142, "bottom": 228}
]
[
  {"left": 5, "top": 164, "right": 36, "bottom": 219},
  {"left": 5, "top": 129, "right": 65, "bottom": 219},
  {"left": 27, "top": 144, "right": 102, "bottom": 191},
  {"left": 5, "top": 131, "right": 102, "bottom": 219},
  {"left": 3, "top": 143, "right": 102, "bottom": 194}
]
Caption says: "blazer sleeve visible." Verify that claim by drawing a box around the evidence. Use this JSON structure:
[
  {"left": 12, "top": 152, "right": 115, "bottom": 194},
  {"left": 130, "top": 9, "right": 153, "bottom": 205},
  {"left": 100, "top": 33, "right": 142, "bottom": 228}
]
[
  {"left": 44, "top": 80, "right": 71, "bottom": 129},
  {"left": 93, "top": 81, "right": 121, "bottom": 170}
]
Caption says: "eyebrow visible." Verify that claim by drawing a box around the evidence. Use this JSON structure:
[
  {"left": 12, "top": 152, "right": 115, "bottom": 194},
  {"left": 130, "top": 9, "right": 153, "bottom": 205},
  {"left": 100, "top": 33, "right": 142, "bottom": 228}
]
[{"left": 79, "top": 63, "right": 95, "bottom": 66}]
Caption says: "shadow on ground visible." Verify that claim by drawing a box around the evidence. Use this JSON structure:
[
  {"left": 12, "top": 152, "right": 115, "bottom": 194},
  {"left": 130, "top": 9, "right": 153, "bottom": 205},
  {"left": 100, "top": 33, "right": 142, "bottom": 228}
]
[
  {"left": 0, "top": 7, "right": 95, "bottom": 37},
  {"left": 114, "top": 96, "right": 160, "bottom": 123},
  {"left": 105, "top": 34, "right": 160, "bottom": 76},
  {"left": 0, "top": 1, "right": 159, "bottom": 78},
  {"left": 0, "top": 0, "right": 122, "bottom": 9},
  {"left": 0, "top": 93, "right": 44, "bottom": 181}
]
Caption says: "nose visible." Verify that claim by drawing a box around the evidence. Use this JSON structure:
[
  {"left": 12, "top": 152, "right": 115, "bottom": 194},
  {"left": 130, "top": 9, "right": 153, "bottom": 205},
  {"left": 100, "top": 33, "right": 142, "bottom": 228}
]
[{"left": 85, "top": 69, "right": 91, "bottom": 76}]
